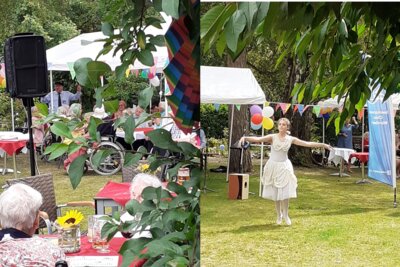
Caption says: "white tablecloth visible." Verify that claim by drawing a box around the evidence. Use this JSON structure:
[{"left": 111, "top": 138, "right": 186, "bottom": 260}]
[
  {"left": 0, "top": 131, "right": 30, "bottom": 157},
  {"left": 328, "top": 147, "right": 356, "bottom": 165},
  {"left": 115, "top": 130, "right": 146, "bottom": 140}
]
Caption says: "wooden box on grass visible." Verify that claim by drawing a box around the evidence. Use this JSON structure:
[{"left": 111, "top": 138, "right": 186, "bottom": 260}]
[{"left": 228, "top": 173, "right": 249, "bottom": 200}]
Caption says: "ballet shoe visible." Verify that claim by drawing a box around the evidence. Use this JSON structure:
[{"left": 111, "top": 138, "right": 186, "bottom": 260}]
[
  {"left": 284, "top": 216, "right": 291, "bottom": 226},
  {"left": 276, "top": 215, "right": 283, "bottom": 225}
]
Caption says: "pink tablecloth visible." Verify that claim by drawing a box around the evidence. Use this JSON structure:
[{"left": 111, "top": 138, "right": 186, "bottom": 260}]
[{"left": 68, "top": 236, "right": 146, "bottom": 266}]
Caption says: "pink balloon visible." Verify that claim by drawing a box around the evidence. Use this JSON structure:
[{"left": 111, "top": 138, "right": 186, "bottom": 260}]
[{"left": 250, "top": 105, "right": 262, "bottom": 116}]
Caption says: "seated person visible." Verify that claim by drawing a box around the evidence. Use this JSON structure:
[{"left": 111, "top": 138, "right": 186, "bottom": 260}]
[
  {"left": 31, "top": 106, "right": 47, "bottom": 145},
  {"left": 121, "top": 173, "right": 162, "bottom": 238},
  {"left": 112, "top": 100, "right": 127, "bottom": 120},
  {"left": 192, "top": 121, "right": 207, "bottom": 150},
  {"left": 0, "top": 183, "right": 66, "bottom": 266}
]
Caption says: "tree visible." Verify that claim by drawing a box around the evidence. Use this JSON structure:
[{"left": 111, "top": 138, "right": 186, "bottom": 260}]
[{"left": 201, "top": 2, "right": 400, "bottom": 133}]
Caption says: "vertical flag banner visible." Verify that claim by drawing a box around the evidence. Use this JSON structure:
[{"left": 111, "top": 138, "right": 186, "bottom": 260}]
[{"left": 367, "top": 93, "right": 396, "bottom": 186}]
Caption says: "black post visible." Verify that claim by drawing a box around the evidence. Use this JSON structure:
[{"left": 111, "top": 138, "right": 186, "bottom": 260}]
[{"left": 25, "top": 98, "right": 36, "bottom": 176}]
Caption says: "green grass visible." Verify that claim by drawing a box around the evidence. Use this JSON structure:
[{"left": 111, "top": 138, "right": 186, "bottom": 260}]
[
  {"left": 0, "top": 153, "right": 121, "bottom": 231},
  {"left": 201, "top": 159, "right": 400, "bottom": 267}
]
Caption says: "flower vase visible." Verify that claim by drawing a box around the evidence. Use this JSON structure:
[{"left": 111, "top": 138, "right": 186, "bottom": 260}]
[{"left": 57, "top": 225, "right": 81, "bottom": 253}]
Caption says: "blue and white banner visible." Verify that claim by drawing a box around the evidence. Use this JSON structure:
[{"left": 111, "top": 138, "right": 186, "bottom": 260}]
[{"left": 367, "top": 94, "right": 396, "bottom": 187}]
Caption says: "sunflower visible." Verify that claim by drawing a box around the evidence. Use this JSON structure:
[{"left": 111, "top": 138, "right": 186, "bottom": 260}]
[{"left": 56, "top": 210, "right": 84, "bottom": 228}]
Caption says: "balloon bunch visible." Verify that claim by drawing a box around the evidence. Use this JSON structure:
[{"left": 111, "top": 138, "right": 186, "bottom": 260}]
[{"left": 250, "top": 105, "right": 274, "bottom": 130}]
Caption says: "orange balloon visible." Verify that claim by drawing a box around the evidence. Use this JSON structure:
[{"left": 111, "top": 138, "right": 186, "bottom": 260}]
[{"left": 251, "top": 113, "right": 263, "bottom": 124}]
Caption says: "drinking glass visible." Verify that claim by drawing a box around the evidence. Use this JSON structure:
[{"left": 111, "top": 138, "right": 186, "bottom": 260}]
[
  {"left": 92, "top": 219, "right": 110, "bottom": 253},
  {"left": 87, "top": 215, "right": 103, "bottom": 243}
]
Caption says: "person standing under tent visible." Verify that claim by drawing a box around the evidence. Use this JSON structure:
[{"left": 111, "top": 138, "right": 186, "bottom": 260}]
[
  {"left": 41, "top": 82, "right": 82, "bottom": 113},
  {"left": 337, "top": 116, "right": 359, "bottom": 172},
  {"left": 240, "top": 118, "right": 332, "bottom": 225}
]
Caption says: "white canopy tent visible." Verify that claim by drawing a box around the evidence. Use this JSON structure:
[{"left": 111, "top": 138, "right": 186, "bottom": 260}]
[
  {"left": 201, "top": 66, "right": 266, "bottom": 193},
  {"left": 44, "top": 13, "right": 171, "bottom": 112}
]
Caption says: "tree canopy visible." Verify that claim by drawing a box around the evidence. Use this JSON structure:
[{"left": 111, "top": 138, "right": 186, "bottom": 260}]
[{"left": 201, "top": 2, "right": 400, "bottom": 132}]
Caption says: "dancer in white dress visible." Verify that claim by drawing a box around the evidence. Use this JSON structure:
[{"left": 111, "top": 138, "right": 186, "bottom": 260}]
[{"left": 240, "top": 118, "right": 332, "bottom": 225}]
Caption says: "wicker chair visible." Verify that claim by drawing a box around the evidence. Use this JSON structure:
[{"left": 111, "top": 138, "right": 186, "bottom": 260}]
[{"left": 5, "top": 173, "right": 94, "bottom": 234}]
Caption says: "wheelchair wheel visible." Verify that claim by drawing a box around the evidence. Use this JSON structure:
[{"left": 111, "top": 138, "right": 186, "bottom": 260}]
[{"left": 89, "top": 141, "right": 124, "bottom": 175}]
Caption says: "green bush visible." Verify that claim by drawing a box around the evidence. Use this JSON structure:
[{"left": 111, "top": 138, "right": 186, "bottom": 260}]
[
  {"left": 0, "top": 92, "right": 26, "bottom": 131},
  {"left": 200, "top": 104, "right": 228, "bottom": 139}
]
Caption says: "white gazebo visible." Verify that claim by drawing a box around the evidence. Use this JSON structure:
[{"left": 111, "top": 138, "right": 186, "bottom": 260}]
[{"left": 201, "top": 66, "right": 266, "bottom": 193}]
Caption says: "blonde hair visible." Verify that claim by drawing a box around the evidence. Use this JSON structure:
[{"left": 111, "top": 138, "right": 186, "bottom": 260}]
[{"left": 278, "top": 118, "right": 291, "bottom": 130}]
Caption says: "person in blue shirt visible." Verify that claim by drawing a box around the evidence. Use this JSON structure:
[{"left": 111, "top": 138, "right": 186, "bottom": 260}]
[
  {"left": 41, "top": 82, "right": 82, "bottom": 113},
  {"left": 337, "top": 116, "right": 358, "bottom": 172}
]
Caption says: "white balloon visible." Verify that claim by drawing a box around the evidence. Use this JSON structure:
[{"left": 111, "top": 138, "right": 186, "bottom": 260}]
[{"left": 262, "top": 106, "right": 274, "bottom": 118}]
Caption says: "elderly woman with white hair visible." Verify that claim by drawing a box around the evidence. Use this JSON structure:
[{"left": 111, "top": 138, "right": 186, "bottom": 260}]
[
  {"left": 120, "top": 173, "right": 163, "bottom": 239},
  {"left": 0, "top": 183, "right": 65, "bottom": 266}
]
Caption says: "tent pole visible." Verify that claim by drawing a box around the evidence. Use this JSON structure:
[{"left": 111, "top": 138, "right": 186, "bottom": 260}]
[
  {"left": 226, "top": 104, "right": 234, "bottom": 182},
  {"left": 50, "top": 70, "right": 54, "bottom": 113},
  {"left": 361, "top": 111, "right": 365, "bottom": 152},
  {"left": 11, "top": 98, "right": 15, "bottom": 131},
  {"left": 259, "top": 103, "right": 265, "bottom": 197}
]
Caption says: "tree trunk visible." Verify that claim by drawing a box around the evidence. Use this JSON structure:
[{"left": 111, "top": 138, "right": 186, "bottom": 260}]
[
  {"left": 227, "top": 52, "right": 252, "bottom": 173},
  {"left": 284, "top": 57, "right": 314, "bottom": 166}
]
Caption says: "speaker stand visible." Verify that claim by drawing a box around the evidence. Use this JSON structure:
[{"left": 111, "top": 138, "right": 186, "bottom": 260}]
[{"left": 23, "top": 98, "right": 36, "bottom": 176}]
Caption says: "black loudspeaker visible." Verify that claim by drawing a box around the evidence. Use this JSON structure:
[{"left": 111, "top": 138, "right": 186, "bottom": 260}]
[{"left": 4, "top": 34, "right": 49, "bottom": 98}]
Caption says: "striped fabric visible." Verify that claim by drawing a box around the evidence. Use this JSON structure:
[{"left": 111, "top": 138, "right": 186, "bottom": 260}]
[{"left": 164, "top": 8, "right": 200, "bottom": 134}]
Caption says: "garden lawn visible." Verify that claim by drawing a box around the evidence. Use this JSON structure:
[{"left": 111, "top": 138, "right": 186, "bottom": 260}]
[
  {"left": 0, "top": 153, "right": 121, "bottom": 232},
  {"left": 201, "top": 159, "right": 400, "bottom": 267}
]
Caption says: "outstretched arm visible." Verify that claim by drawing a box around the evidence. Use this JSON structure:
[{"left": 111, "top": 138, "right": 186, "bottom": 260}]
[
  {"left": 239, "top": 134, "right": 273, "bottom": 146},
  {"left": 292, "top": 137, "right": 332, "bottom": 150}
]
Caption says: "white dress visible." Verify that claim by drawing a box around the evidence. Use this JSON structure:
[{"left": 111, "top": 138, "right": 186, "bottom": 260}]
[{"left": 261, "top": 134, "right": 298, "bottom": 201}]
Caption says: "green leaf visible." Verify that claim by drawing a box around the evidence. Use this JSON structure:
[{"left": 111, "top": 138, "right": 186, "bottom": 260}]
[
  {"left": 115, "top": 62, "right": 130, "bottom": 80},
  {"left": 50, "top": 122, "right": 73, "bottom": 139},
  {"left": 35, "top": 102, "right": 48, "bottom": 116},
  {"left": 162, "top": 0, "right": 180, "bottom": 19},
  {"left": 67, "top": 142, "right": 82, "bottom": 156},
  {"left": 87, "top": 61, "right": 112, "bottom": 88},
  {"left": 339, "top": 18, "right": 348, "bottom": 38},
  {"left": 123, "top": 150, "right": 144, "bottom": 167},
  {"left": 224, "top": 10, "right": 246, "bottom": 52},
  {"left": 103, "top": 99, "right": 119, "bottom": 115},
  {"left": 48, "top": 143, "right": 68, "bottom": 161},
  {"left": 74, "top": 58, "right": 94, "bottom": 88},
  {"left": 137, "top": 30, "right": 146, "bottom": 50},
  {"left": 123, "top": 115, "right": 135, "bottom": 145},
  {"left": 68, "top": 154, "right": 88, "bottom": 189},
  {"left": 91, "top": 149, "right": 112, "bottom": 168},
  {"left": 215, "top": 33, "right": 226, "bottom": 57},
  {"left": 149, "top": 35, "right": 165, "bottom": 47},
  {"left": 147, "top": 129, "right": 182, "bottom": 153},
  {"left": 88, "top": 116, "right": 102, "bottom": 140},
  {"left": 239, "top": 2, "right": 258, "bottom": 31},
  {"left": 137, "top": 49, "right": 154, "bottom": 67},
  {"left": 138, "top": 86, "right": 154, "bottom": 110},
  {"left": 101, "top": 22, "right": 114, "bottom": 37}
]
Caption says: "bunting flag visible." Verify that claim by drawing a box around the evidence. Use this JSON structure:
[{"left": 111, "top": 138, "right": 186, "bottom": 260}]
[
  {"left": 214, "top": 103, "right": 220, "bottom": 111},
  {"left": 293, "top": 105, "right": 298, "bottom": 113},
  {"left": 164, "top": 8, "right": 200, "bottom": 134},
  {"left": 235, "top": 104, "right": 241, "bottom": 111},
  {"left": 281, "top": 103, "right": 291, "bottom": 115},
  {"left": 297, "top": 104, "right": 305, "bottom": 116},
  {"left": 265, "top": 101, "right": 270, "bottom": 107},
  {"left": 275, "top": 104, "right": 280, "bottom": 111},
  {"left": 312, "top": 106, "right": 321, "bottom": 117},
  {"left": 358, "top": 108, "right": 365, "bottom": 120},
  {"left": 67, "top": 62, "right": 76, "bottom": 80}
]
